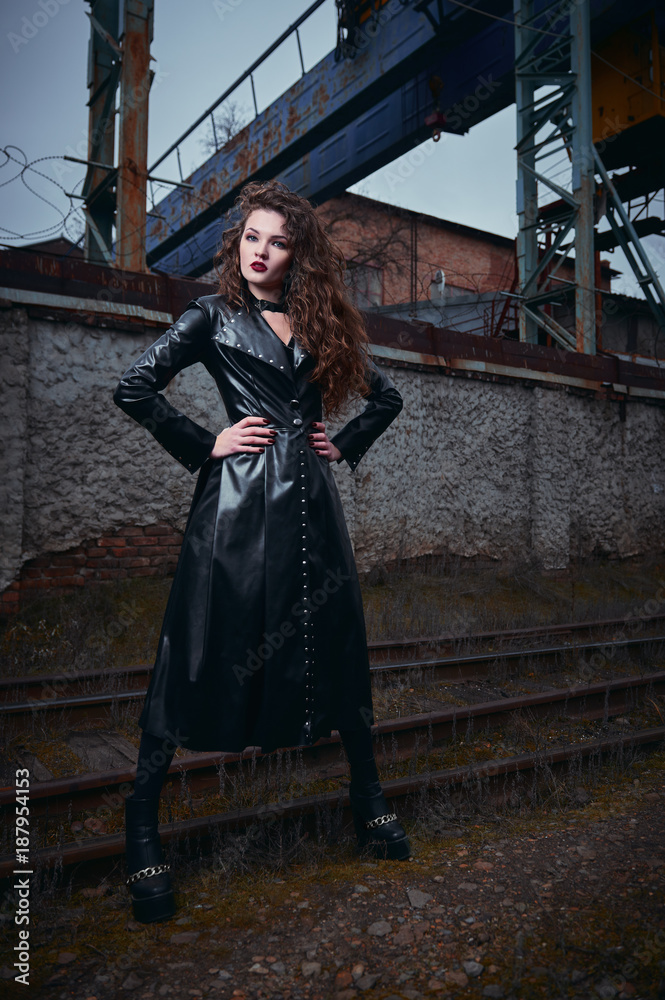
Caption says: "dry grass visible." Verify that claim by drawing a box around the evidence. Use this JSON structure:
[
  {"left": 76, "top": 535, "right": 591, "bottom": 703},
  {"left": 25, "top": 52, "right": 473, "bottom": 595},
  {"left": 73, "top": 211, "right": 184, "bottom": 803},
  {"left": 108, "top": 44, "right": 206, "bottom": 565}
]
[
  {"left": 3, "top": 551, "right": 664, "bottom": 680},
  {"left": 2, "top": 551, "right": 665, "bottom": 918}
]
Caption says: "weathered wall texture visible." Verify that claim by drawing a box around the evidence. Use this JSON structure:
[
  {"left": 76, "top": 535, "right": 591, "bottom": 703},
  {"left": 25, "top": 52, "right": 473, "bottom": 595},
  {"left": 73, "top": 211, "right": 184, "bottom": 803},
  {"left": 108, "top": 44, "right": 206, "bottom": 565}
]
[
  {"left": 337, "top": 366, "right": 665, "bottom": 572},
  {"left": 2, "top": 307, "right": 665, "bottom": 607},
  {"left": 0, "top": 307, "right": 30, "bottom": 601}
]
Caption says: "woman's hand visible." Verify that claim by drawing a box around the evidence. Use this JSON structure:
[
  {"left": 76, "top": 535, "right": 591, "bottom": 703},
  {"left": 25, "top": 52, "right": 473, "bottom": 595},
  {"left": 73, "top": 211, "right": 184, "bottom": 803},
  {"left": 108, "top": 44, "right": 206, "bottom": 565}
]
[
  {"left": 209, "top": 416, "right": 276, "bottom": 459},
  {"left": 308, "top": 421, "right": 342, "bottom": 462}
]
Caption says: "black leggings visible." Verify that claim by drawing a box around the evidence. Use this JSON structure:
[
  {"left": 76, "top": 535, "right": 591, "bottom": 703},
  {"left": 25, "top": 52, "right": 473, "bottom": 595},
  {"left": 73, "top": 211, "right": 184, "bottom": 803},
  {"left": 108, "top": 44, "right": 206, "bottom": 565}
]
[
  {"left": 131, "top": 725, "right": 379, "bottom": 800},
  {"left": 131, "top": 729, "right": 177, "bottom": 800},
  {"left": 339, "top": 726, "right": 380, "bottom": 787}
]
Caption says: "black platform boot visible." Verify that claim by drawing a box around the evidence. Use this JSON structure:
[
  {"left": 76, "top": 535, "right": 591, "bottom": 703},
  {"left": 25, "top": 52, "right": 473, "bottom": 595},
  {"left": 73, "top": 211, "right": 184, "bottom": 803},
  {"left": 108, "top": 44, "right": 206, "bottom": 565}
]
[
  {"left": 340, "top": 727, "right": 411, "bottom": 861},
  {"left": 124, "top": 794, "right": 176, "bottom": 923},
  {"left": 349, "top": 780, "right": 411, "bottom": 860}
]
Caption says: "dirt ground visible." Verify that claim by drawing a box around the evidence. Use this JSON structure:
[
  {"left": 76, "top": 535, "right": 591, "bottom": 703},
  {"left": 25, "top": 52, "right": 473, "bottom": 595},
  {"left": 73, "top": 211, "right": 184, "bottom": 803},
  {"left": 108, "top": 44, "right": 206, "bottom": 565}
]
[
  {"left": 2, "top": 749, "right": 665, "bottom": 1000},
  {"left": 2, "top": 555, "right": 665, "bottom": 998}
]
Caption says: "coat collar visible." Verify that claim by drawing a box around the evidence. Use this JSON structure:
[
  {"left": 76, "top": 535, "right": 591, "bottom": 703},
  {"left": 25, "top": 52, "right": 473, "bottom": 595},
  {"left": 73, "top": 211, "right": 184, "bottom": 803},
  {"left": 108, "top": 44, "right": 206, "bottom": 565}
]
[{"left": 212, "top": 295, "right": 312, "bottom": 378}]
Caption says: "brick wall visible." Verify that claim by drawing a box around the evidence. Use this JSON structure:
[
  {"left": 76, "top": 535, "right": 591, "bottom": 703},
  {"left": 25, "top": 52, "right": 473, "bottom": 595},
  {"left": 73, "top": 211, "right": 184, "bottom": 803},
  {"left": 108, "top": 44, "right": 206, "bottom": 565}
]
[
  {"left": 1, "top": 523, "right": 183, "bottom": 615},
  {"left": 318, "top": 193, "right": 517, "bottom": 305},
  {"left": 316, "top": 193, "right": 613, "bottom": 308}
]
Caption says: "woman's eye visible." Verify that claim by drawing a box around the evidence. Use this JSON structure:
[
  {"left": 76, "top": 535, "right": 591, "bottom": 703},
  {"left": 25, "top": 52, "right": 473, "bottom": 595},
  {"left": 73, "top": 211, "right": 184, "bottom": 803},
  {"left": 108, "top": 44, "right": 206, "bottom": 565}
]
[{"left": 273, "top": 240, "right": 286, "bottom": 249}]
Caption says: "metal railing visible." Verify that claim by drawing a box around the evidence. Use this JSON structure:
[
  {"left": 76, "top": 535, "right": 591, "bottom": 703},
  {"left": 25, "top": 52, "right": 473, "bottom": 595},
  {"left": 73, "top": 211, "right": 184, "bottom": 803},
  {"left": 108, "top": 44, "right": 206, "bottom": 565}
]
[{"left": 148, "top": 0, "right": 329, "bottom": 177}]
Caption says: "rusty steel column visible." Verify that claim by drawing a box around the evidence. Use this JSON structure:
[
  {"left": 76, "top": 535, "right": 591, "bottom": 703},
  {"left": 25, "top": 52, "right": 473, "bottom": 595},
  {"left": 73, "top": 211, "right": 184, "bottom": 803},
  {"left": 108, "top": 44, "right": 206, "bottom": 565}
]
[
  {"left": 514, "top": 0, "right": 538, "bottom": 345},
  {"left": 116, "top": 0, "right": 154, "bottom": 272},
  {"left": 571, "top": 0, "right": 595, "bottom": 354},
  {"left": 84, "top": 0, "right": 120, "bottom": 264}
]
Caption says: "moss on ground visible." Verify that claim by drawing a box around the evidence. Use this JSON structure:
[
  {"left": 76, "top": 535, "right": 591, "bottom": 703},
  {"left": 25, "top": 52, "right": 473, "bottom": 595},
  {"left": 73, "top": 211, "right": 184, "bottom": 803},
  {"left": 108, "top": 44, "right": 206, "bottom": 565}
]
[
  {"left": 2, "top": 746, "right": 663, "bottom": 996},
  {"left": 2, "top": 555, "right": 665, "bottom": 995}
]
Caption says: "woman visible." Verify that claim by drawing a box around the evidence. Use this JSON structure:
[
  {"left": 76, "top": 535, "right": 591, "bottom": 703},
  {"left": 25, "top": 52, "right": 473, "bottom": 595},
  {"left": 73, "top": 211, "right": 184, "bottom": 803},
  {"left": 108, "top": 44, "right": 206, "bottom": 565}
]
[{"left": 113, "top": 179, "right": 408, "bottom": 925}]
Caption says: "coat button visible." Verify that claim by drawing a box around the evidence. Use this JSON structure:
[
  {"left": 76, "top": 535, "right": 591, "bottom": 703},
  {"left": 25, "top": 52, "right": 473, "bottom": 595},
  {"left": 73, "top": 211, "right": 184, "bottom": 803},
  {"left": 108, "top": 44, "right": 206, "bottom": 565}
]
[
  {"left": 293, "top": 418, "right": 302, "bottom": 426},
  {"left": 290, "top": 399, "right": 299, "bottom": 408}
]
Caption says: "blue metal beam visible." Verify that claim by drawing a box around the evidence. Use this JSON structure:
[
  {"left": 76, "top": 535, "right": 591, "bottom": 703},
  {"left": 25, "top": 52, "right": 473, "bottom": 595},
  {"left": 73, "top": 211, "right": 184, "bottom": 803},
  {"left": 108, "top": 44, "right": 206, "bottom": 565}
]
[
  {"left": 146, "top": 2, "right": 440, "bottom": 266},
  {"left": 148, "top": 7, "right": 515, "bottom": 274},
  {"left": 146, "top": 0, "right": 660, "bottom": 275}
]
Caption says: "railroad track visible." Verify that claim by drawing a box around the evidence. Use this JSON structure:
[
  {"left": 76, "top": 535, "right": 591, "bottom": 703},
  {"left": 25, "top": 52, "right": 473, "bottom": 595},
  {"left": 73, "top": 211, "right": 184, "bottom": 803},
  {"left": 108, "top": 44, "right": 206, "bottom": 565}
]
[
  {"left": 2, "top": 615, "right": 663, "bottom": 884},
  {"left": 1, "top": 721, "right": 663, "bottom": 883},
  {"left": 1, "top": 667, "right": 664, "bottom": 878},
  {"left": 367, "top": 611, "right": 665, "bottom": 662},
  {"left": 2, "top": 621, "right": 664, "bottom": 734}
]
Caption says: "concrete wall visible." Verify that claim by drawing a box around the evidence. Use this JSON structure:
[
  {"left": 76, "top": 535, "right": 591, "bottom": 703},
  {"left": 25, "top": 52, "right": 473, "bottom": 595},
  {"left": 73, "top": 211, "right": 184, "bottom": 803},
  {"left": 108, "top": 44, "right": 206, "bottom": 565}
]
[
  {"left": 339, "top": 363, "right": 665, "bottom": 572},
  {"left": 2, "top": 306, "right": 665, "bottom": 609}
]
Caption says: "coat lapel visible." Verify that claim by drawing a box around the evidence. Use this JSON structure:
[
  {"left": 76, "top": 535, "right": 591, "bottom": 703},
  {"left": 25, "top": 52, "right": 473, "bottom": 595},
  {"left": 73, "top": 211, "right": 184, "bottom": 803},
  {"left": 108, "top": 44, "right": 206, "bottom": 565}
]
[
  {"left": 292, "top": 337, "right": 312, "bottom": 372},
  {"left": 244, "top": 305, "right": 293, "bottom": 374},
  {"left": 213, "top": 296, "right": 312, "bottom": 379},
  {"left": 212, "top": 298, "right": 288, "bottom": 378},
  {"left": 247, "top": 303, "right": 314, "bottom": 375}
]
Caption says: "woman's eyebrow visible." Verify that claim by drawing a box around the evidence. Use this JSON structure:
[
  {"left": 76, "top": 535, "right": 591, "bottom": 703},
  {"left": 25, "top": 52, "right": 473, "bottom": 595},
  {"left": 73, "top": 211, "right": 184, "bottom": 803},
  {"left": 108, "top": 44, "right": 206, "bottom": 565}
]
[{"left": 245, "top": 226, "right": 289, "bottom": 240}]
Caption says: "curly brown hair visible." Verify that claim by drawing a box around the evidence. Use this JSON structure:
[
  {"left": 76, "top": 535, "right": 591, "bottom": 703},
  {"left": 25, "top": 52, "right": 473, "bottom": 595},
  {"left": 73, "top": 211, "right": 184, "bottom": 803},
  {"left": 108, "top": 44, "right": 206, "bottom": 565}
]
[{"left": 212, "top": 179, "right": 371, "bottom": 419}]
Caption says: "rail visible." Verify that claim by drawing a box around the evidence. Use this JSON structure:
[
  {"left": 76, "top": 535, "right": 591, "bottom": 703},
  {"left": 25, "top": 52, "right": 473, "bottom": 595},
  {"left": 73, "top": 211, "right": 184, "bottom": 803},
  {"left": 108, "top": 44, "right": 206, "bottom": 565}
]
[{"left": 148, "top": 0, "right": 329, "bottom": 176}]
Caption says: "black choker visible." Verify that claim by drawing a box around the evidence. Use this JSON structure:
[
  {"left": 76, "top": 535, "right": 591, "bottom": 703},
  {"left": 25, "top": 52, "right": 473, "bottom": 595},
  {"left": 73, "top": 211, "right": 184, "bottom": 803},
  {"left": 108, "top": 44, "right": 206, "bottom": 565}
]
[{"left": 248, "top": 290, "right": 288, "bottom": 313}]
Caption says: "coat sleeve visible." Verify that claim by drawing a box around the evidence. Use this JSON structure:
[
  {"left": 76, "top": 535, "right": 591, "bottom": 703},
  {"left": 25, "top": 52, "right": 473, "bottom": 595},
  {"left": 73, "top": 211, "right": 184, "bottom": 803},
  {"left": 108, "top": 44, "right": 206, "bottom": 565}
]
[
  {"left": 112, "top": 298, "right": 218, "bottom": 474},
  {"left": 330, "top": 360, "right": 403, "bottom": 473}
]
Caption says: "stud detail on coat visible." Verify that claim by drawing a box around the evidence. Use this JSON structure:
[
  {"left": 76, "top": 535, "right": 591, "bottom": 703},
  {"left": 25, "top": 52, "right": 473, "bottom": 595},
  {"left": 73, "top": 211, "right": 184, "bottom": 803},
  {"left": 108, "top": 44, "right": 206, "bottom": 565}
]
[{"left": 299, "top": 445, "right": 314, "bottom": 737}]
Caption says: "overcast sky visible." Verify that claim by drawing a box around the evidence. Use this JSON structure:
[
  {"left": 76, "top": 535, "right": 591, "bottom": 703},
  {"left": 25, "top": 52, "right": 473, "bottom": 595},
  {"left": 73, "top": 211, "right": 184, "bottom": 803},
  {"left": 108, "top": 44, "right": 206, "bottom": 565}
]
[{"left": 1, "top": 0, "right": 661, "bottom": 298}]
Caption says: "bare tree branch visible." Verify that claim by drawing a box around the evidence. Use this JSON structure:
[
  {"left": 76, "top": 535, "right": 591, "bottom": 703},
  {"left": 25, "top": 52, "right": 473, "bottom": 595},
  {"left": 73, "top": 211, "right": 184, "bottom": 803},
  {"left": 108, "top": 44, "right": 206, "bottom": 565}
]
[{"left": 200, "top": 101, "right": 252, "bottom": 156}]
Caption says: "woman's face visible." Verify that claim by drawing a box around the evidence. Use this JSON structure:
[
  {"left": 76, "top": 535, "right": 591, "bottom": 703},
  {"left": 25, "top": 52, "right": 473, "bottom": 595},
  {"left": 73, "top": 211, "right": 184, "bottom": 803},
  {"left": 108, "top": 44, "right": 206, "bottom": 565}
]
[{"left": 239, "top": 208, "right": 295, "bottom": 299}]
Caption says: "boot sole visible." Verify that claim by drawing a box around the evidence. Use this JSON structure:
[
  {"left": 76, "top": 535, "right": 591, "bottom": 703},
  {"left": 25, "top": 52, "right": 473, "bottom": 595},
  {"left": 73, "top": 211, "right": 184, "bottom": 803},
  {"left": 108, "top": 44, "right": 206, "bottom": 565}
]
[
  {"left": 131, "top": 889, "right": 176, "bottom": 924},
  {"left": 359, "top": 835, "right": 412, "bottom": 861}
]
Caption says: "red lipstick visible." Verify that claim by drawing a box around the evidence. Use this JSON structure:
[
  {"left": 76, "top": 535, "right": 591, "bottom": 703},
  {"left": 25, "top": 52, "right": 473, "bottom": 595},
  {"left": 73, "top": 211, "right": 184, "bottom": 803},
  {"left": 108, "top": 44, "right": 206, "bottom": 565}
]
[{"left": 250, "top": 262, "right": 267, "bottom": 271}]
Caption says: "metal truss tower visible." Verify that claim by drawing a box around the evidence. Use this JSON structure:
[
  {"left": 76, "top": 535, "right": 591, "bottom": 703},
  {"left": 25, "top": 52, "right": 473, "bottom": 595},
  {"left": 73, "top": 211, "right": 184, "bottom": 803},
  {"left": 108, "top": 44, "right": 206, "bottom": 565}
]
[
  {"left": 514, "top": 0, "right": 595, "bottom": 352},
  {"left": 514, "top": 0, "right": 665, "bottom": 354}
]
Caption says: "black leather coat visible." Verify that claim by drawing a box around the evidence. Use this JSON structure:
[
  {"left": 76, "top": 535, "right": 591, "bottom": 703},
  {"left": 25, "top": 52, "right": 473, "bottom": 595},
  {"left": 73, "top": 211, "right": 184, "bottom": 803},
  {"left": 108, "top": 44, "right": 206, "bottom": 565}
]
[{"left": 113, "top": 294, "right": 403, "bottom": 753}]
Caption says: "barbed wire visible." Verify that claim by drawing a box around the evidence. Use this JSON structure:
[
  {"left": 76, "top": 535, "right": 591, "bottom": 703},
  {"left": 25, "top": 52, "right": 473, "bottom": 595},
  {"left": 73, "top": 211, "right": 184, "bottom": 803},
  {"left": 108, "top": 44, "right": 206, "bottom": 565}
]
[
  {"left": 0, "top": 145, "right": 84, "bottom": 241},
  {"left": 1, "top": 146, "right": 660, "bottom": 337},
  {"left": 0, "top": 144, "right": 217, "bottom": 272}
]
